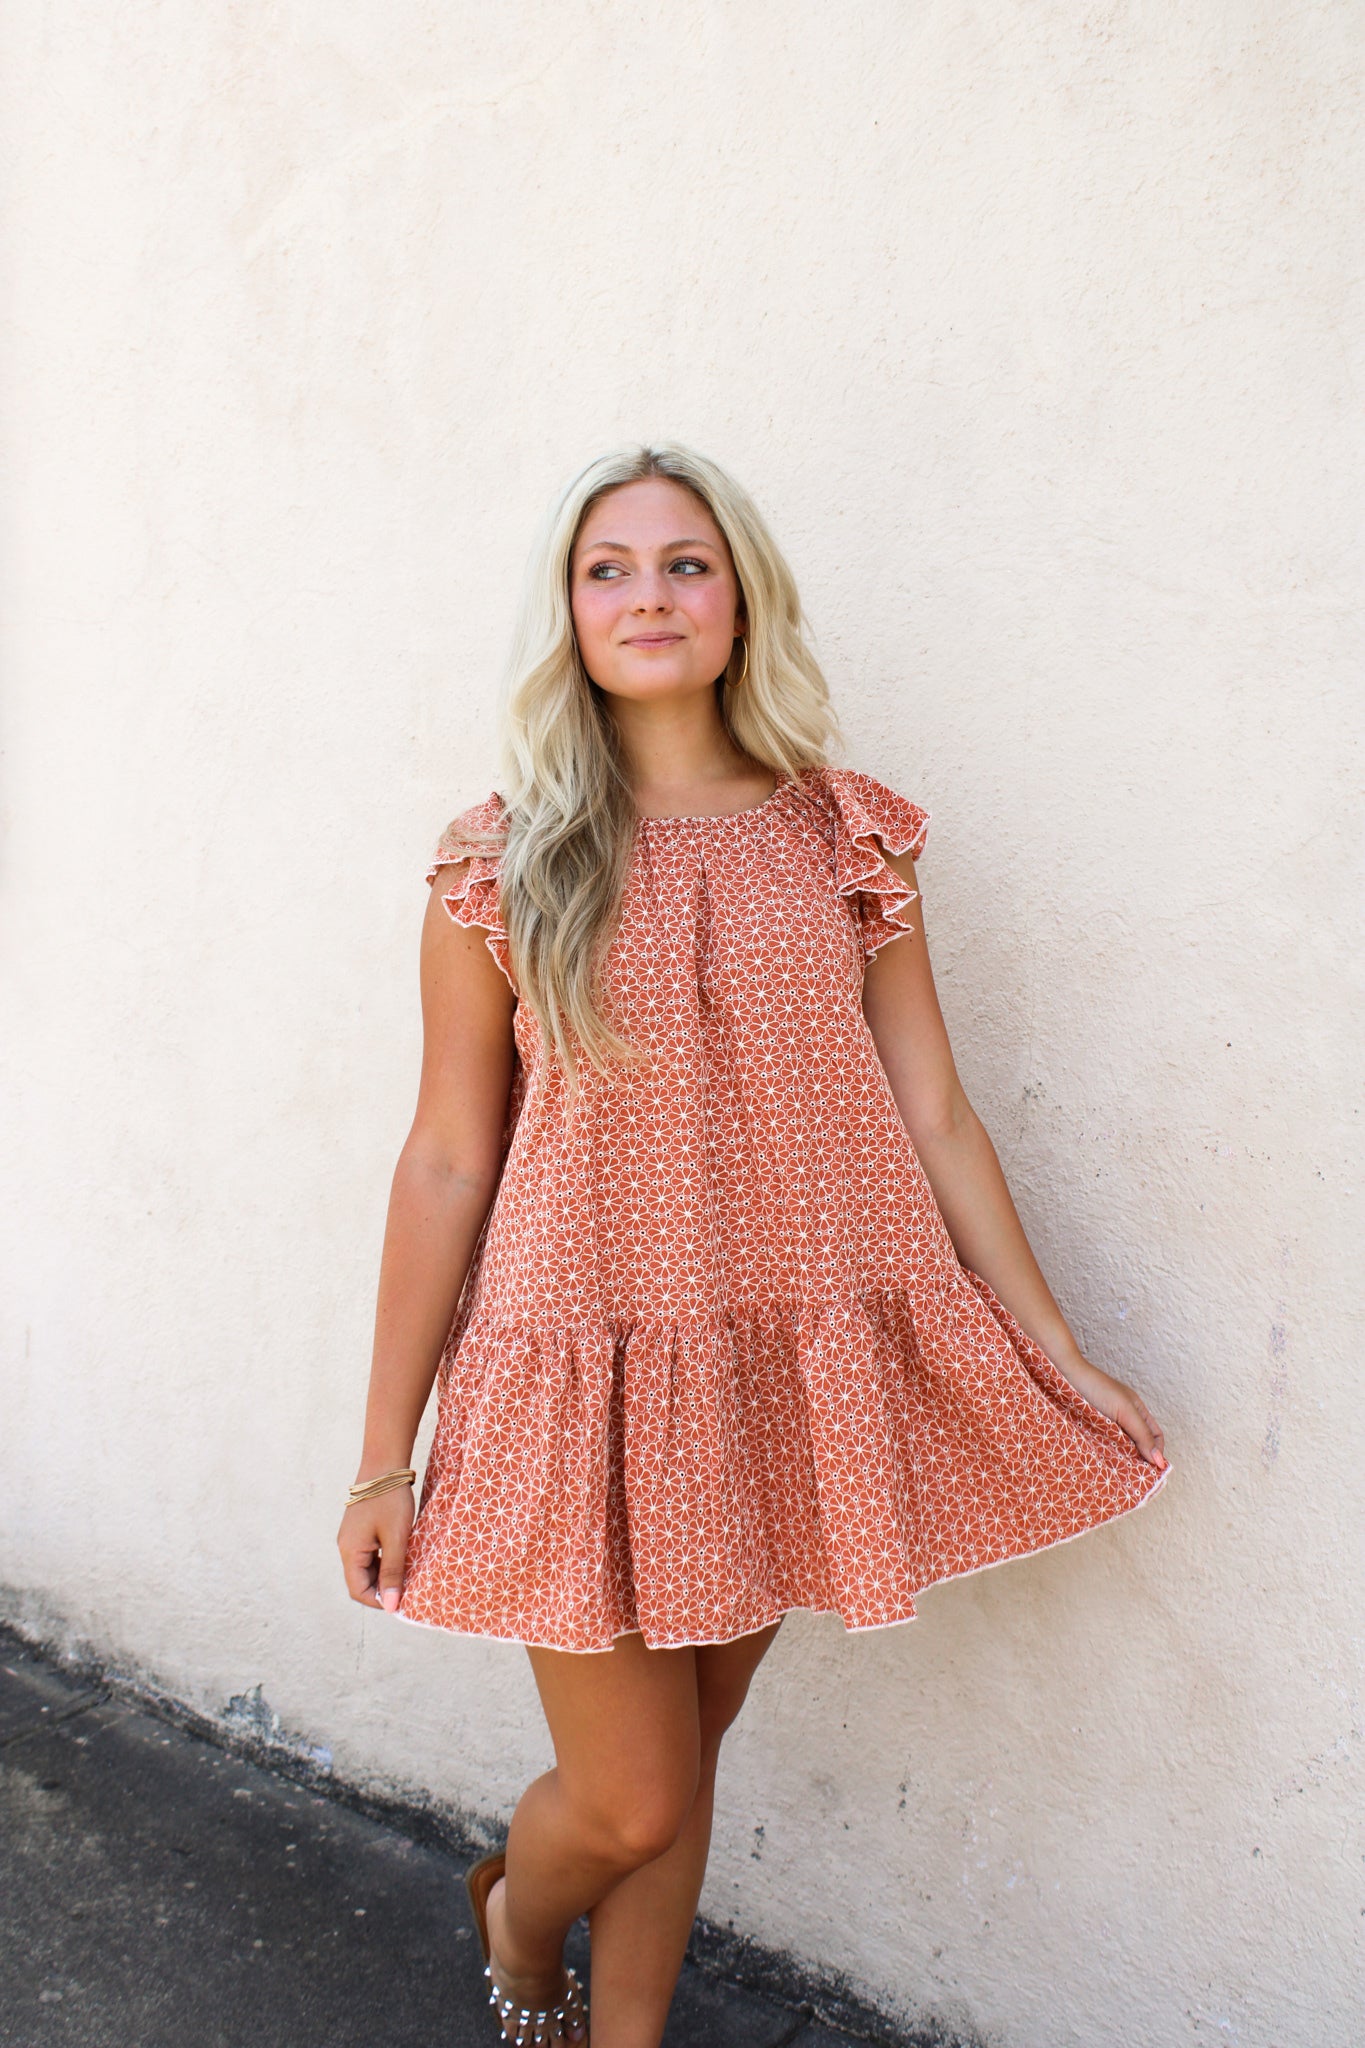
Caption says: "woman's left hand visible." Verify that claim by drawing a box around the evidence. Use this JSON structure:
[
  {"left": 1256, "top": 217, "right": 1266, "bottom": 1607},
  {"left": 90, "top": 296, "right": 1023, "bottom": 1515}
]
[{"left": 1059, "top": 1356, "right": 1169, "bottom": 1471}]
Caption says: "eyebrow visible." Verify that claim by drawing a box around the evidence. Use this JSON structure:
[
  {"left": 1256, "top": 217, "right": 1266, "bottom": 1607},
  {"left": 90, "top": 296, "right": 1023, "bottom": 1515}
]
[{"left": 579, "top": 536, "right": 719, "bottom": 553}]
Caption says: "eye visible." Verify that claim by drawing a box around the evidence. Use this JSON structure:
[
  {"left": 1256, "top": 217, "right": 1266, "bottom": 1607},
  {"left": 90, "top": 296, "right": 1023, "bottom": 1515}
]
[
  {"left": 670, "top": 556, "right": 709, "bottom": 576},
  {"left": 586, "top": 562, "right": 627, "bottom": 580}
]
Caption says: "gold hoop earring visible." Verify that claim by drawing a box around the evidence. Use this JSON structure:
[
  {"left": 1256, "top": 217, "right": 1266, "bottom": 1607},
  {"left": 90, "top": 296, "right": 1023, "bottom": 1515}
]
[{"left": 734, "top": 638, "right": 749, "bottom": 687}]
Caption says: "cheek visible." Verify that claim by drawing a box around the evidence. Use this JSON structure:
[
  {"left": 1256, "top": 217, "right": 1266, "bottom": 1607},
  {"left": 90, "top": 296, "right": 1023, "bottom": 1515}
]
[
  {"left": 689, "top": 578, "right": 741, "bottom": 636},
  {"left": 571, "top": 583, "right": 617, "bottom": 651}
]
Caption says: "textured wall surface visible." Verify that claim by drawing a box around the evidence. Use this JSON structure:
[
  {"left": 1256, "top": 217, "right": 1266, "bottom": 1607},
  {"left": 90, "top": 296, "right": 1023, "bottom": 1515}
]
[{"left": 1, "top": 5, "right": 1360, "bottom": 2043}]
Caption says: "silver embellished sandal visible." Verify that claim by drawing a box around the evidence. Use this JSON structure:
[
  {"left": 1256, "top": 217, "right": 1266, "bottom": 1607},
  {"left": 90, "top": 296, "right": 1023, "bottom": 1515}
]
[{"left": 464, "top": 1850, "right": 589, "bottom": 2046}]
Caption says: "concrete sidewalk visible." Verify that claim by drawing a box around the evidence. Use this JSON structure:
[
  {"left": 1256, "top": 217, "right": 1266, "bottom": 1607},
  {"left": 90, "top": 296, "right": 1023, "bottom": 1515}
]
[{"left": 0, "top": 1633, "right": 888, "bottom": 2048}]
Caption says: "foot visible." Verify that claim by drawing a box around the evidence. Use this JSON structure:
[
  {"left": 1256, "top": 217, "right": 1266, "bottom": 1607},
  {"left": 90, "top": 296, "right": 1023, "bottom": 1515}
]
[{"left": 485, "top": 1876, "right": 588, "bottom": 2045}]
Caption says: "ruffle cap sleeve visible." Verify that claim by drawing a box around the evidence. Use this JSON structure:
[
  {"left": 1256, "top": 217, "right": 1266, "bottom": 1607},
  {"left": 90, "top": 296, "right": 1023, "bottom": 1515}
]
[
  {"left": 426, "top": 791, "right": 516, "bottom": 995},
  {"left": 811, "top": 765, "right": 931, "bottom": 963}
]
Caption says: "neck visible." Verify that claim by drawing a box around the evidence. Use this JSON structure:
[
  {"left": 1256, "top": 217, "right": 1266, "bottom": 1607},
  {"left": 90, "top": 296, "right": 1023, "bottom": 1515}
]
[{"left": 607, "top": 693, "right": 754, "bottom": 810}]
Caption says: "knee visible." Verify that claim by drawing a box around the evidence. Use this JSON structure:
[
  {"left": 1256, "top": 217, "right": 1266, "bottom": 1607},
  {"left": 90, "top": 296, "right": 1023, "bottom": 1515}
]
[
  {"left": 611, "top": 1794, "right": 692, "bottom": 1868},
  {"left": 573, "top": 1770, "right": 698, "bottom": 1871}
]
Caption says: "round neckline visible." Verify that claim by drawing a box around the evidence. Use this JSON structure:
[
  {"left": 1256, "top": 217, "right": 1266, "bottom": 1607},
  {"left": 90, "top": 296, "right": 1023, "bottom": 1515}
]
[{"left": 633, "top": 773, "right": 796, "bottom": 826}]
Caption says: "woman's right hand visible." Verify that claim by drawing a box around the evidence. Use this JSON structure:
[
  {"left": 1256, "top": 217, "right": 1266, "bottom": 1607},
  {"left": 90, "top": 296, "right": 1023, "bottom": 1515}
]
[{"left": 337, "top": 1484, "right": 415, "bottom": 1612}]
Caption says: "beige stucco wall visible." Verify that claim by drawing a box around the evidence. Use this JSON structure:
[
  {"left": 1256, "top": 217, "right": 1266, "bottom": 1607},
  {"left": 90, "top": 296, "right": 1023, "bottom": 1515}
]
[{"left": 2, "top": 4, "right": 1360, "bottom": 2042}]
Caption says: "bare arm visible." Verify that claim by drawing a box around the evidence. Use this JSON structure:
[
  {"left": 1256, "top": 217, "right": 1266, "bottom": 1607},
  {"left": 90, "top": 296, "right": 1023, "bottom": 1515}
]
[
  {"left": 338, "top": 865, "right": 518, "bottom": 1610},
  {"left": 861, "top": 848, "right": 1167, "bottom": 1470}
]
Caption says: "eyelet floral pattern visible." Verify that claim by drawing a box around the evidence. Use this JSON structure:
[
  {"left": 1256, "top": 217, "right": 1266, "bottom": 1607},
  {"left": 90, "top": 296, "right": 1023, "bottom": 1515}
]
[{"left": 397, "top": 766, "right": 1169, "bottom": 1651}]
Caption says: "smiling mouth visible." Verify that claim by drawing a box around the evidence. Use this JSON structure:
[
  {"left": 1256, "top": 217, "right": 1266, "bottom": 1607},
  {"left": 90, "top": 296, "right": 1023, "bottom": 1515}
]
[{"left": 625, "top": 633, "right": 685, "bottom": 646}]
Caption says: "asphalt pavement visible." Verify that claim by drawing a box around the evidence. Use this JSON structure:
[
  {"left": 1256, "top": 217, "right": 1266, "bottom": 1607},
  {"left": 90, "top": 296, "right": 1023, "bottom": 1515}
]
[{"left": 0, "top": 1630, "right": 894, "bottom": 2048}]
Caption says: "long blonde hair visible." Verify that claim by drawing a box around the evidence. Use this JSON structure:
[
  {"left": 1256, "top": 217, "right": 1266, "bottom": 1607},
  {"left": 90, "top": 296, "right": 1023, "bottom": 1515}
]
[{"left": 461, "top": 442, "right": 842, "bottom": 1090}]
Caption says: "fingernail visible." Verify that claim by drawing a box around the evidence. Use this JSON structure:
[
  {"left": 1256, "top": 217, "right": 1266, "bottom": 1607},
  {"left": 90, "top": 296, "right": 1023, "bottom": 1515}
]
[{"left": 381, "top": 1587, "right": 400, "bottom": 1612}]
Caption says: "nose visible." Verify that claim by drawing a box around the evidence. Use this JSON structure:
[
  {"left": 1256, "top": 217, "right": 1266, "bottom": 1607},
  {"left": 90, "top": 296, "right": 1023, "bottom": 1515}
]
[{"left": 632, "top": 564, "right": 673, "bottom": 612}]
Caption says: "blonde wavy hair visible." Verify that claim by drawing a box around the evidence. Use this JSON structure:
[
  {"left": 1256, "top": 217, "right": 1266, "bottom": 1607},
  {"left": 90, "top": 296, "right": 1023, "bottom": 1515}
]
[{"left": 457, "top": 442, "right": 843, "bottom": 1090}]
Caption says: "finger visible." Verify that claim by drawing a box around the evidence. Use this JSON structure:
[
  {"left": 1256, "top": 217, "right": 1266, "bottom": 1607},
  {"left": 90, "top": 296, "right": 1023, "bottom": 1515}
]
[
  {"left": 1112, "top": 1393, "right": 1161, "bottom": 1469},
  {"left": 339, "top": 1536, "right": 379, "bottom": 1606},
  {"left": 377, "top": 1530, "right": 409, "bottom": 1614},
  {"left": 1136, "top": 1412, "right": 1168, "bottom": 1470}
]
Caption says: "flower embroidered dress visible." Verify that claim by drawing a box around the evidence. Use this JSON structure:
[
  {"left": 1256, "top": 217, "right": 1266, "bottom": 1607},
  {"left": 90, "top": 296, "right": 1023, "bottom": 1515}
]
[{"left": 398, "top": 765, "right": 1169, "bottom": 1652}]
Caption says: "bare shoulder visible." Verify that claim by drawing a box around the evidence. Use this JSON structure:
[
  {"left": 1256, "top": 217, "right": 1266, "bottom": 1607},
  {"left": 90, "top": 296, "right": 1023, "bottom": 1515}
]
[
  {"left": 860, "top": 846, "right": 965, "bottom": 1126},
  {"left": 420, "top": 860, "right": 515, "bottom": 1017},
  {"left": 419, "top": 865, "right": 517, "bottom": 1119},
  {"left": 861, "top": 847, "right": 946, "bottom": 1036},
  {"left": 878, "top": 845, "right": 920, "bottom": 892},
  {"left": 407, "top": 861, "right": 517, "bottom": 1160},
  {"left": 863, "top": 845, "right": 930, "bottom": 984}
]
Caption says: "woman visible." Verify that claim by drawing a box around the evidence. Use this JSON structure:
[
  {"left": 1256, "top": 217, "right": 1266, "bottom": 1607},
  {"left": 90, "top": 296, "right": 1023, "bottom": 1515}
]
[{"left": 337, "top": 443, "right": 1171, "bottom": 2048}]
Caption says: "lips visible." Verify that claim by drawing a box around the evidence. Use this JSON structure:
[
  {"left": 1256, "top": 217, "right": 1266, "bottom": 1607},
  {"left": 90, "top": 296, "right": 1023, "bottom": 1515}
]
[{"left": 625, "top": 634, "right": 685, "bottom": 646}]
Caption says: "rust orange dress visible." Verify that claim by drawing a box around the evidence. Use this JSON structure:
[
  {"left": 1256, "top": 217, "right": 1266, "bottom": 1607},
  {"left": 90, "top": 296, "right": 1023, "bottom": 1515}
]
[{"left": 397, "top": 765, "right": 1169, "bottom": 1652}]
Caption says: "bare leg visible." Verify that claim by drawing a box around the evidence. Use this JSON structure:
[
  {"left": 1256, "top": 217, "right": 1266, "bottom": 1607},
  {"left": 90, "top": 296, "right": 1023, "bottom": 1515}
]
[
  {"left": 483, "top": 1632, "right": 705, "bottom": 2039},
  {"left": 482, "top": 1623, "right": 781, "bottom": 2047},
  {"left": 586, "top": 1623, "right": 782, "bottom": 2046}
]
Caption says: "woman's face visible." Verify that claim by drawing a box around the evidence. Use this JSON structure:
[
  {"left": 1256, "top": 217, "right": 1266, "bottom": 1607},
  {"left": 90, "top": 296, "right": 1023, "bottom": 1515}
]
[{"left": 569, "top": 477, "right": 745, "bottom": 704}]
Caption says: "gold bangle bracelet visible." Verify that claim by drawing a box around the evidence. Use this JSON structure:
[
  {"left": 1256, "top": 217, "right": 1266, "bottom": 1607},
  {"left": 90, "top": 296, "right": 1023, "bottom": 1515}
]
[
  {"left": 345, "top": 1477, "right": 414, "bottom": 1507},
  {"left": 346, "top": 1468, "right": 416, "bottom": 1506},
  {"left": 347, "top": 1474, "right": 417, "bottom": 1507}
]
